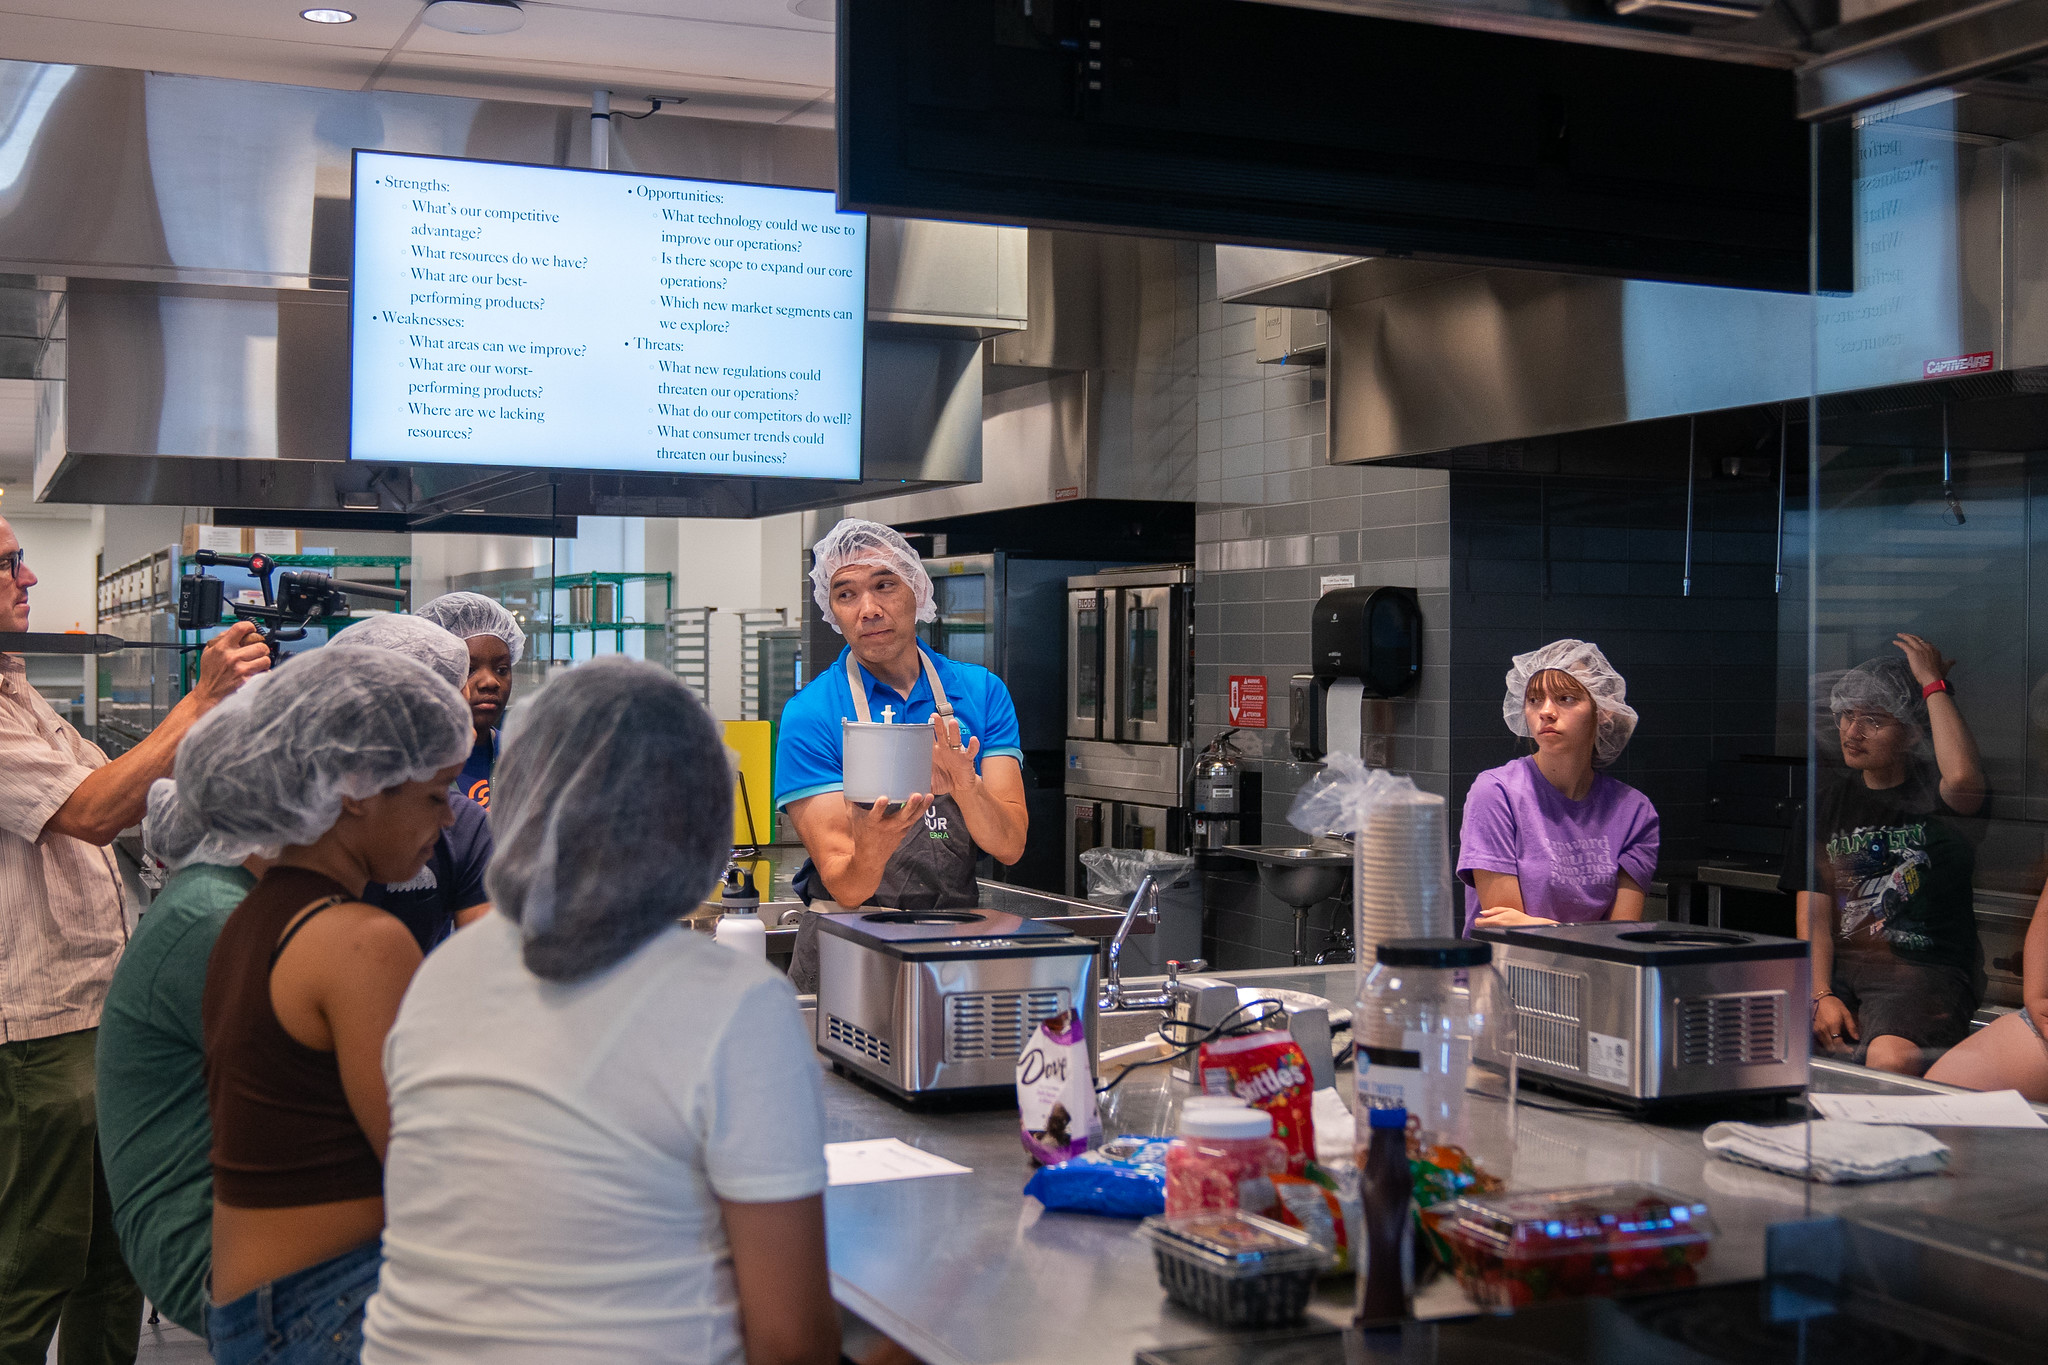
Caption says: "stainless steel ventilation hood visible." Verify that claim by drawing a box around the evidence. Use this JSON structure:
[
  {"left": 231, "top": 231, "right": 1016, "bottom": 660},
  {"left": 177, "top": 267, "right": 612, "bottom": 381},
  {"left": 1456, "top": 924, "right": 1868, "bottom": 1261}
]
[
  {"left": 40, "top": 280, "right": 985, "bottom": 521},
  {"left": 1221, "top": 80, "right": 2044, "bottom": 464},
  {"left": 803, "top": 231, "right": 1197, "bottom": 529},
  {"left": 0, "top": 60, "right": 1022, "bottom": 522}
]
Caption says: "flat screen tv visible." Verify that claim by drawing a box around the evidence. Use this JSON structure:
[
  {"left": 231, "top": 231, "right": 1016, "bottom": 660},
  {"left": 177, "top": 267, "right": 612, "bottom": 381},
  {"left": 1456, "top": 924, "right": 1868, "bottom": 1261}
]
[
  {"left": 840, "top": 0, "right": 1840, "bottom": 294},
  {"left": 350, "top": 151, "right": 868, "bottom": 478}
]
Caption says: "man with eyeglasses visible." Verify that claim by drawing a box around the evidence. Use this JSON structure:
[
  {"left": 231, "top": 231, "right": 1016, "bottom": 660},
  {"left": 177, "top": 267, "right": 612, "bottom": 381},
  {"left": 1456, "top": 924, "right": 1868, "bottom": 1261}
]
[
  {"left": 0, "top": 517, "right": 269, "bottom": 1365},
  {"left": 1782, "top": 636, "right": 1988, "bottom": 1078}
]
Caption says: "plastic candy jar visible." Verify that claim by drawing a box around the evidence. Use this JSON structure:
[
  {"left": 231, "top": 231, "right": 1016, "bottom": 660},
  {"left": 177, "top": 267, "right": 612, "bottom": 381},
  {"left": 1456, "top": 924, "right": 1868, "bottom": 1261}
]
[{"left": 1165, "top": 1104, "right": 1289, "bottom": 1216}]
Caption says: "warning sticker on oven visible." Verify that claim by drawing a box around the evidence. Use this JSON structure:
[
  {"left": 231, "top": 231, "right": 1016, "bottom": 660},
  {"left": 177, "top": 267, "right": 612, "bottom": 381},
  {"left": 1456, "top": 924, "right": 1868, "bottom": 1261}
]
[{"left": 1587, "top": 1032, "right": 1631, "bottom": 1086}]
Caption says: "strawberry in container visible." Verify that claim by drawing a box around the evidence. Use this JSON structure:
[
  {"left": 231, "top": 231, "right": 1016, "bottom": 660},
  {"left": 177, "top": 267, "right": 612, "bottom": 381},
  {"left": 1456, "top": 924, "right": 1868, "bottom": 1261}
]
[{"left": 1420, "top": 1183, "right": 1715, "bottom": 1310}]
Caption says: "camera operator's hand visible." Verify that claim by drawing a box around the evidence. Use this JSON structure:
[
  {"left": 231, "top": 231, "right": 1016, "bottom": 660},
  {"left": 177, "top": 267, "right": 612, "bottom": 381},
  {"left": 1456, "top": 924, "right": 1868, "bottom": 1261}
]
[
  {"left": 193, "top": 621, "right": 271, "bottom": 711},
  {"left": 43, "top": 620, "right": 270, "bottom": 846}
]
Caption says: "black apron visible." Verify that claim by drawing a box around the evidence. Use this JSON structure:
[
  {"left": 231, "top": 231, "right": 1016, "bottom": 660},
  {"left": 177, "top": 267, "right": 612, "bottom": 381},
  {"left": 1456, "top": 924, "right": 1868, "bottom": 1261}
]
[{"left": 788, "top": 649, "right": 981, "bottom": 993}]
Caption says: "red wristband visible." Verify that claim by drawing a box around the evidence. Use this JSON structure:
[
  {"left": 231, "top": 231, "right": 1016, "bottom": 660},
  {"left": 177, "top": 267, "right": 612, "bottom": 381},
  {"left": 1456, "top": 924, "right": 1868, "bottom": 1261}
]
[{"left": 1922, "top": 678, "right": 1954, "bottom": 700}]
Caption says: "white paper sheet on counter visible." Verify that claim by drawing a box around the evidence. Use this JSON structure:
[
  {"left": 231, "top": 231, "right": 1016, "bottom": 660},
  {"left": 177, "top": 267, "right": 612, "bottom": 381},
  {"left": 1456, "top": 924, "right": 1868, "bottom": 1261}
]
[
  {"left": 1809, "top": 1089, "right": 2047, "bottom": 1129},
  {"left": 825, "top": 1139, "right": 974, "bottom": 1186}
]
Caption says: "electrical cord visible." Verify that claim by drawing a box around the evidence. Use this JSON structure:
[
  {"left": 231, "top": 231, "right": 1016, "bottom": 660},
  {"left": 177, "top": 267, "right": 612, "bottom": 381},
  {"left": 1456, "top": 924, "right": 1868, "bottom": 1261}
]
[
  {"left": 1095, "top": 998, "right": 1286, "bottom": 1098},
  {"left": 615, "top": 97, "right": 685, "bottom": 120}
]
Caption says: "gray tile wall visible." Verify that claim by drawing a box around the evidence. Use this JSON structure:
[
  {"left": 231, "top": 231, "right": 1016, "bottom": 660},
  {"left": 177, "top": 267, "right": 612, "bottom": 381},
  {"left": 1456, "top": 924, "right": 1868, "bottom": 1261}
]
[
  {"left": 1447, "top": 472, "right": 1784, "bottom": 883},
  {"left": 1189, "top": 247, "right": 1452, "bottom": 969}
]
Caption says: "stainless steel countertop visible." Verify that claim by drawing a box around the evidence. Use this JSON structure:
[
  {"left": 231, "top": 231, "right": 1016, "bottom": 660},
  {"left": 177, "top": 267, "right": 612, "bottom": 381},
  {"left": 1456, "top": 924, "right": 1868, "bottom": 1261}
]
[{"left": 821, "top": 964, "right": 2048, "bottom": 1365}]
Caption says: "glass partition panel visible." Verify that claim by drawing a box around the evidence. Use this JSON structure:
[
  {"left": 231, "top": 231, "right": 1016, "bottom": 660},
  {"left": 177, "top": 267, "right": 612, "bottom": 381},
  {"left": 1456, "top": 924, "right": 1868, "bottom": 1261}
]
[{"left": 1805, "top": 81, "right": 2048, "bottom": 1109}]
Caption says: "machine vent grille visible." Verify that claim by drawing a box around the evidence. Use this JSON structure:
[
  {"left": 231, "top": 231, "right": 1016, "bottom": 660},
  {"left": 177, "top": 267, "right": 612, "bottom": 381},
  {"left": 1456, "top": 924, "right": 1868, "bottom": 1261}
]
[
  {"left": 1675, "top": 991, "right": 1786, "bottom": 1067},
  {"left": 1503, "top": 963, "right": 1584, "bottom": 1071},
  {"left": 946, "top": 989, "right": 1071, "bottom": 1063},
  {"left": 826, "top": 1014, "right": 892, "bottom": 1067}
]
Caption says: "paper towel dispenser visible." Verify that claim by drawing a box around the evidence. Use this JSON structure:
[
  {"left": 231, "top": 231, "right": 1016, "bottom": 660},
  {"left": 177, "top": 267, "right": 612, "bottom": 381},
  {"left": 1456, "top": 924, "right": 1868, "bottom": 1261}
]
[{"left": 1311, "top": 586, "right": 1421, "bottom": 696}]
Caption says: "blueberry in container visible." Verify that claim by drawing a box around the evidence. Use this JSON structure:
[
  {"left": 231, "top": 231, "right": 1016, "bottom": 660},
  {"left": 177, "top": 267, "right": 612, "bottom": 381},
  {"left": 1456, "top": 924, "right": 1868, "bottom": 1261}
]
[{"left": 1140, "top": 1210, "right": 1331, "bottom": 1327}]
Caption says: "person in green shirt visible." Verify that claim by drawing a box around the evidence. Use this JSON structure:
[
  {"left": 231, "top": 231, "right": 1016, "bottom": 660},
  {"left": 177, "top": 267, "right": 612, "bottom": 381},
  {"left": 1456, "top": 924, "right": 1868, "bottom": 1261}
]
[
  {"left": 96, "top": 615, "right": 480, "bottom": 1333},
  {"left": 94, "top": 851, "right": 258, "bottom": 1334}
]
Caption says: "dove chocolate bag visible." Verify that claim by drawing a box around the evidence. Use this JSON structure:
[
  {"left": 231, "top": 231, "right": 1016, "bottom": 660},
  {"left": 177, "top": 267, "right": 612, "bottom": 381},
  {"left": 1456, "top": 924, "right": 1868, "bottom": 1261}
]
[{"left": 1018, "top": 1010, "right": 1099, "bottom": 1165}]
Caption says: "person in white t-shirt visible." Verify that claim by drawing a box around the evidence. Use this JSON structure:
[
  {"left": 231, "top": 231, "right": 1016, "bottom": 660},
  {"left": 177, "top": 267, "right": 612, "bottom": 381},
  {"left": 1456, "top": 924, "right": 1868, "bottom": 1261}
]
[{"left": 363, "top": 658, "right": 837, "bottom": 1365}]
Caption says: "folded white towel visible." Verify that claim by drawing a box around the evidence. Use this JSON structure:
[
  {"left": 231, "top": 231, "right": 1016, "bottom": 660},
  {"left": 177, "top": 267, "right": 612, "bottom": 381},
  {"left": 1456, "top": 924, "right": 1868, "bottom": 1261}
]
[{"left": 1703, "top": 1119, "right": 1950, "bottom": 1184}]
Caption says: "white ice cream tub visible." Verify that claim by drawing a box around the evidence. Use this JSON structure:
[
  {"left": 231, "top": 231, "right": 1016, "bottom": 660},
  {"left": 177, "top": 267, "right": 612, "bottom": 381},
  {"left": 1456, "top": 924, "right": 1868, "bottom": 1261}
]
[{"left": 842, "top": 719, "right": 934, "bottom": 805}]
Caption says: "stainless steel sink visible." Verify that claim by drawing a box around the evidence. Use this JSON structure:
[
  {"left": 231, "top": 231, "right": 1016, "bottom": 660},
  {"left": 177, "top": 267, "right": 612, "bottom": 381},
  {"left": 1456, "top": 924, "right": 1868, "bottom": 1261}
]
[
  {"left": 1222, "top": 844, "right": 1350, "bottom": 908},
  {"left": 1096, "top": 1009, "right": 1167, "bottom": 1051}
]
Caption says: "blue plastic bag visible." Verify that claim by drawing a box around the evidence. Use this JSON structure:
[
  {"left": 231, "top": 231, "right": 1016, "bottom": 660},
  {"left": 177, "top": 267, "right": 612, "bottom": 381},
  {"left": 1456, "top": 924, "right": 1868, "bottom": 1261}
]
[{"left": 1023, "top": 1136, "right": 1173, "bottom": 1218}]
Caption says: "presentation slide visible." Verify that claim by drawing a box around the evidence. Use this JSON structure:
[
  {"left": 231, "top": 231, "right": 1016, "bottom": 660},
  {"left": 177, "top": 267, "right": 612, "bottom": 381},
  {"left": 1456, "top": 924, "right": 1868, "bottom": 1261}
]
[{"left": 350, "top": 151, "right": 867, "bottom": 479}]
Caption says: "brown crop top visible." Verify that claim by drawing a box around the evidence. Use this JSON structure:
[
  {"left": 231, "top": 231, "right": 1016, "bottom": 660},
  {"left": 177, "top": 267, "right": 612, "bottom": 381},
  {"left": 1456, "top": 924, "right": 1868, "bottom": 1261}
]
[{"left": 202, "top": 866, "right": 385, "bottom": 1208}]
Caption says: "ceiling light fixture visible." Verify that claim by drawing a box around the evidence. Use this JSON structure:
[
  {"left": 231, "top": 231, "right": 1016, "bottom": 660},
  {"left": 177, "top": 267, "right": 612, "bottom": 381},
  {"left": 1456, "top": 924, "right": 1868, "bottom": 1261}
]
[
  {"left": 788, "top": 0, "right": 835, "bottom": 20},
  {"left": 300, "top": 7, "right": 356, "bottom": 21},
  {"left": 420, "top": 0, "right": 526, "bottom": 35}
]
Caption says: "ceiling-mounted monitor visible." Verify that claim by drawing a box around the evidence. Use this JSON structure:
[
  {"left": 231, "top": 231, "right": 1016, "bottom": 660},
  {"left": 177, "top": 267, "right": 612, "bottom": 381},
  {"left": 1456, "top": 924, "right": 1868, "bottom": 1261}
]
[
  {"left": 839, "top": 0, "right": 1840, "bottom": 294},
  {"left": 350, "top": 150, "right": 868, "bottom": 478}
]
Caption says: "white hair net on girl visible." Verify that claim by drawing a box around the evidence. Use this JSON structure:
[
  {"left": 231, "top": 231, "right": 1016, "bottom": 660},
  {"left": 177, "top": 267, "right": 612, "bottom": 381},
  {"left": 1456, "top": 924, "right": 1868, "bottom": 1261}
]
[
  {"left": 1504, "top": 638, "right": 1639, "bottom": 769},
  {"left": 143, "top": 780, "right": 207, "bottom": 870},
  {"left": 808, "top": 519, "right": 936, "bottom": 633},
  {"left": 485, "top": 657, "right": 732, "bottom": 982},
  {"left": 166, "top": 648, "right": 472, "bottom": 866},
  {"left": 332, "top": 614, "right": 468, "bottom": 689},
  {"left": 142, "top": 676, "right": 274, "bottom": 871},
  {"left": 415, "top": 591, "right": 526, "bottom": 666}
]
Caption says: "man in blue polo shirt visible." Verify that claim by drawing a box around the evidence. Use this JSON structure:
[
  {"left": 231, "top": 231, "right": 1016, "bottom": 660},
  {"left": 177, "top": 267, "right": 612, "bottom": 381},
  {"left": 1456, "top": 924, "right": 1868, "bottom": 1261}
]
[{"left": 777, "top": 520, "right": 1028, "bottom": 989}]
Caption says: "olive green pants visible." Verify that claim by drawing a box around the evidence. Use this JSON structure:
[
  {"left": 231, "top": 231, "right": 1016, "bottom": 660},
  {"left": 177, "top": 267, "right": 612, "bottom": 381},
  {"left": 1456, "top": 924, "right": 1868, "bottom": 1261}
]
[{"left": 0, "top": 1029, "right": 141, "bottom": 1365}]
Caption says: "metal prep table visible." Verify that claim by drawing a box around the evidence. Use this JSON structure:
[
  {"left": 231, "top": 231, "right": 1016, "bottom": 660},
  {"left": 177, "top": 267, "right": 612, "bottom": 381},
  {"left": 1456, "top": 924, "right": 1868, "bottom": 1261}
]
[
  {"left": 819, "top": 963, "right": 2048, "bottom": 1365},
  {"left": 1692, "top": 861, "right": 1786, "bottom": 928}
]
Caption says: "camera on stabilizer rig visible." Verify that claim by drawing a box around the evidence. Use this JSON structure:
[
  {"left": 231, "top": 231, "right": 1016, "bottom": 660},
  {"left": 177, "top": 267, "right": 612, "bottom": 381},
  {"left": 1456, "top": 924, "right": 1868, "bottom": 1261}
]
[{"left": 177, "top": 551, "right": 409, "bottom": 661}]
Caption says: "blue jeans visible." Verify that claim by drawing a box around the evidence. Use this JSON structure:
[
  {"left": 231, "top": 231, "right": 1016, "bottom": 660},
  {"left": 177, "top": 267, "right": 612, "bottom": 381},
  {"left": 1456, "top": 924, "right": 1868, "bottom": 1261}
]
[{"left": 205, "top": 1241, "right": 380, "bottom": 1365}]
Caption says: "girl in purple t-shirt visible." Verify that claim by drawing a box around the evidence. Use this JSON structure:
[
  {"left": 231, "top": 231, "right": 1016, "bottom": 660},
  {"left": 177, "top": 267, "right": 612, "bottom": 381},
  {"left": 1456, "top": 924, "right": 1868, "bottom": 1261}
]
[{"left": 1457, "top": 640, "right": 1660, "bottom": 934}]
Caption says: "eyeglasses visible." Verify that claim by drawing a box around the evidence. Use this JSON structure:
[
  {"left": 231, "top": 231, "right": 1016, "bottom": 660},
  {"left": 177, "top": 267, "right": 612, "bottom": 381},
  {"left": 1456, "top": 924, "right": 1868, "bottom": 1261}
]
[
  {"left": 0, "top": 550, "right": 22, "bottom": 583},
  {"left": 1835, "top": 711, "right": 1896, "bottom": 736}
]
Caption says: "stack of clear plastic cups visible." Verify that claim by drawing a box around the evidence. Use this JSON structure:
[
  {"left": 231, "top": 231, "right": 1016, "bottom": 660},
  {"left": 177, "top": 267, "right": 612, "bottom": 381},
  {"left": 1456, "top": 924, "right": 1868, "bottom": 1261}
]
[{"left": 1353, "top": 937, "right": 1517, "bottom": 1206}]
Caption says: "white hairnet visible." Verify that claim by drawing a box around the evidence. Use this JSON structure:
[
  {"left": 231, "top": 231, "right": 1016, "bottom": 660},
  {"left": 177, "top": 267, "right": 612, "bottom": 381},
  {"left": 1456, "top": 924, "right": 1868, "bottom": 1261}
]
[
  {"left": 142, "top": 675, "right": 276, "bottom": 871},
  {"left": 143, "top": 780, "right": 203, "bottom": 869},
  {"left": 486, "top": 657, "right": 732, "bottom": 982},
  {"left": 415, "top": 591, "right": 526, "bottom": 666},
  {"left": 808, "top": 519, "right": 936, "bottom": 634},
  {"left": 331, "top": 614, "right": 468, "bottom": 689},
  {"left": 1503, "top": 638, "right": 1639, "bottom": 769},
  {"left": 1828, "top": 656, "right": 1931, "bottom": 755},
  {"left": 168, "top": 648, "right": 472, "bottom": 865}
]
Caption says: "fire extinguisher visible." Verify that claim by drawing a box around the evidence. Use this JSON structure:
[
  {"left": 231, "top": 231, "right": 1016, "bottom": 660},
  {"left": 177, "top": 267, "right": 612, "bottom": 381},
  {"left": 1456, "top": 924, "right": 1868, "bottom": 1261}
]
[{"left": 1191, "top": 729, "right": 1244, "bottom": 851}]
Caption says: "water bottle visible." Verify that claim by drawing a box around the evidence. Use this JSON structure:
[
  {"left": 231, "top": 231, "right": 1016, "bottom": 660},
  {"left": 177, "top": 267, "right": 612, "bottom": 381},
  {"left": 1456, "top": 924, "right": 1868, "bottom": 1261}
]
[{"left": 713, "top": 910, "right": 766, "bottom": 958}]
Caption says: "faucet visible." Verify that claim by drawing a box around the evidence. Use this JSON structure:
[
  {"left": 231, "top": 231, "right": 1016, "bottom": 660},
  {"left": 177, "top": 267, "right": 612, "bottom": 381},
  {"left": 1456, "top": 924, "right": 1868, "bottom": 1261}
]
[{"left": 1099, "top": 874, "right": 1162, "bottom": 1012}]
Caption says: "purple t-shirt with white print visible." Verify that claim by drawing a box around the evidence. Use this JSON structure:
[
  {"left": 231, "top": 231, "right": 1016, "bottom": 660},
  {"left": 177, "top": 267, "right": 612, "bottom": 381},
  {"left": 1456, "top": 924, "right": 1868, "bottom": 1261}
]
[{"left": 1457, "top": 757, "right": 1660, "bottom": 934}]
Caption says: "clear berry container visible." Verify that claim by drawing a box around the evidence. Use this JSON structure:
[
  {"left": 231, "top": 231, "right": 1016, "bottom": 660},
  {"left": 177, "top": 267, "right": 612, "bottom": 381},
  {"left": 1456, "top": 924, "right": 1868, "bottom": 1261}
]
[
  {"left": 1141, "top": 1210, "right": 1330, "bottom": 1327},
  {"left": 1419, "top": 1183, "right": 1715, "bottom": 1309}
]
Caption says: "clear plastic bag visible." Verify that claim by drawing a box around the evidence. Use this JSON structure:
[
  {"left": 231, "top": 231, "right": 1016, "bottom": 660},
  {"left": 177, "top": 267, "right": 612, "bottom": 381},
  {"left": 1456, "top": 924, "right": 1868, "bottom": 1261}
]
[
  {"left": 1080, "top": 846, "right": 1197, "bottom": 898},
  {"left": 1288, "top": 752, "right": 1459, "bottom": 943},
  {"left": 1287, "top": 752, "right": 1420, "bottom": 837}
]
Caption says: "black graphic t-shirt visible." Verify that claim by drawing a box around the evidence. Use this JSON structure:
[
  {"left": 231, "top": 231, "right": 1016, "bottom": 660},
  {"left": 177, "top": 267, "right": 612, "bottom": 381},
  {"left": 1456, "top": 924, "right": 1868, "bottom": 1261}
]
[{"left": 1782, "top": 768, "right": 1980, "bottom": 972}]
